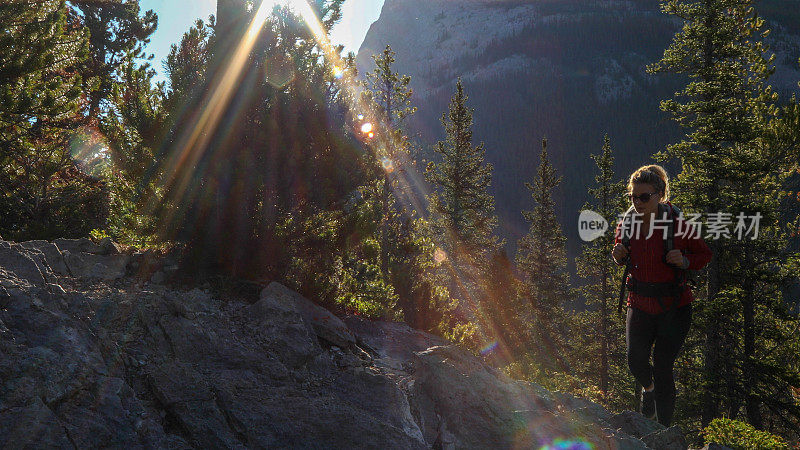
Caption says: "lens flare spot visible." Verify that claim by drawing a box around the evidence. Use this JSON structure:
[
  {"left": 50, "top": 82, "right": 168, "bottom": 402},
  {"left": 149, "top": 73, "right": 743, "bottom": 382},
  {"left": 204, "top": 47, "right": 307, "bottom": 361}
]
[
  {"left": 538, "top": 438, "right": 594, "bottom": 450},
  {"left": 265, "top": 57, "right": 295, "bottom": 88},
  {"left": 480, "top": 341, "right": 499, "bottom": 356},
  {"left": 368, "top": 132, "right": 375, "bottom": 139},
  {"left": 69, "top": 128, "right": 108, "bottom": 177},
  {"left": 434, "top": 248, "right": 447, "bottom": 264},
  {"left": 333, "top": 65, "right": 344, "bottom": 79},
  {"left": 381, "top": 157, "right": 395, "bottom": 173},
  {"left": 357, "top": 114, "right": 364, "bottom": 120},
  {"left": 361, "top": 122, "right": 373, "bottom": 134}
]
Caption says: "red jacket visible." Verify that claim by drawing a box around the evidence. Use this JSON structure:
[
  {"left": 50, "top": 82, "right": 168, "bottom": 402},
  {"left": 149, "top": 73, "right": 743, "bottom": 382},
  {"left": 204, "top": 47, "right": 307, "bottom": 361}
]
[{"left": 613, "top": 201, "right": 713, "bottom": 314}]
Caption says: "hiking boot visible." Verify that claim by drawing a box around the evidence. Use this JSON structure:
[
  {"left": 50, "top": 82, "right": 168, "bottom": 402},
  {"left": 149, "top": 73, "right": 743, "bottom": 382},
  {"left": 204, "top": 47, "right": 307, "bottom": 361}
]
[{"left": 640, "top": 388, "right": 656, "bottom": 420}]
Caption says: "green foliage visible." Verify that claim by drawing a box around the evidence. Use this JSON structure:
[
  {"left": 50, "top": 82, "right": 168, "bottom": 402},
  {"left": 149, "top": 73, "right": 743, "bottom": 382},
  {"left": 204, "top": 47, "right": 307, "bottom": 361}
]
[
  {"left": 426, "top": 79, "right": 501, "bottom": 262},
  {"left": 703, "top": 418, "right": 790, "bottom": 450},
  {"left": 361, "top": 45, "right": 418, "bottom": 278},
  {"left": 275, "top": 202, "right": 401, "bottom": 321},
  {"left": 389, "top": 217, "right": 459, "bottom": 335},
  {"left": 69, "top": 0, "right": 158, "bottom": 118},
  {"left": 164, "top": 18, "right": 212, "bottom": 114},
  {"left": 335, "top": 238, "right": 401, "bottom": 320},
  {"left": 358, "top": 44, "right": 463, "bottom": 335},
  {"left": 425, "top": 79, "right": 504, "bottom": 349},
  {"left": 363, "top": 45, "right": 416, "bottom": 127},
  {"left": 276, "top": 205, "right": 347, "bottom": 307},
  {"left": 156, "top": 1, "right": 367, "bottom": 276},
  {"left": 98, "top": 57, "right": 166, "bottom": 246},
  {"left": 0, "top": 0, "right": 109, "bottom": 240},
  {"left": 515, "top": 138, "right": 571, "bottom": 374},
  {"left": 571, "top": 135, "right": 631, "bottom": 410},
  {"left": 648, "top": 0, "right": 800, "bottom": 436}
]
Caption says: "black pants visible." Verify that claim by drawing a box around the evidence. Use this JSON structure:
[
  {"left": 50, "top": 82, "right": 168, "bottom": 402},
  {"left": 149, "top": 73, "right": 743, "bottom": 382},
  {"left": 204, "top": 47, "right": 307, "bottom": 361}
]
[{"left": 626, "top": 303, "right": 692, "bottom": 427}]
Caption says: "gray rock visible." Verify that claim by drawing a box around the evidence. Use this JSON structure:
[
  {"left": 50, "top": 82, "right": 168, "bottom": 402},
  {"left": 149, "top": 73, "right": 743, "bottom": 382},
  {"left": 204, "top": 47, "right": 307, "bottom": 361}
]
[
  {"left": 409, "top": 345, "right": 567, "bottom": 448},
  {"left": 610, "top": 410, "right": 665, "bottom": 439},
  {"left": 146, "top": 363, "right": 246, "bottom": 449},
  {"left": 343, "top": 314, "right": 447, "bottom": 363},
  {"left": 53, "top": 237, "right": 104, "bottom": 255},
  {"left": 0, "top": 243, "right": 48, "bottom": 287},
  {"left": 262, "top": 282, "right": 356, "bottom": 349},
  {"left": 250, "top": 283, "right": 322, "bottom": 367},
  {"left": 642, "top": 425, "right": 688, "bottom": 449},
  {"left": 63, "top": 251, "right": 129, "bottom": 280},
  {"left": 0, "top": 398, "right": 74, "bottom": 448},
  {"left": 149, "top": 270, "right": 165, "bottom": 284},
  {"left": 0, "top": 250, "right": 687, "bottom": 449},
  {"left": 97, "top": 237, "right": 122, "bottom": 255},
  {"left": 19, "top": 240, "right": 70, "bottom": 275}
]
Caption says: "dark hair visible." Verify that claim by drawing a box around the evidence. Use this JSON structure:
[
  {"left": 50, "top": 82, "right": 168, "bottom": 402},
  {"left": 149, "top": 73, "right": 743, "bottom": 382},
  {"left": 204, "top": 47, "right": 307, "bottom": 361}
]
[{"left": 628, "top": 164, "right": 670, "bottom": 202}]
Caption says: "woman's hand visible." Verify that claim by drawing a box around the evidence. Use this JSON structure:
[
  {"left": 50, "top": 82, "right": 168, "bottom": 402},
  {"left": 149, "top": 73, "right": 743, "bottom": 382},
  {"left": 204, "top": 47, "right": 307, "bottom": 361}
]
[
  {"left": 666, "top": 249, "right": 688, "bottom": 268},
  {"left": 612, "top": 243, "right": 629, "bottom": 263}
]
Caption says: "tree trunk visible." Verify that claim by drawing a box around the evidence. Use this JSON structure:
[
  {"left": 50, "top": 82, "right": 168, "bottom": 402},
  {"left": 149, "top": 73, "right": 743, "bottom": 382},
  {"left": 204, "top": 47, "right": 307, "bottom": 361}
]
[
  {"left": 743, "top": 285, "right": 762, "bottom": 428},
  {"left": 600, "top": 265, "right": 609, "bottom": 395},
  {"left": 702, "top": 178, "right": 723, "bottom": 427}
]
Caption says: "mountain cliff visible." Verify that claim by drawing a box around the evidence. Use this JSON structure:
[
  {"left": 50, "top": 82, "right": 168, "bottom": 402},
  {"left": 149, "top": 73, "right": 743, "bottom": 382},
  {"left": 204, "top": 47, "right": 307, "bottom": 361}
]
[
  {"left": 356, "top": 0, "right": 800, "bottom": 256},
  {"left": 0, "top": 238, "right": 693, "bottom": 448}
]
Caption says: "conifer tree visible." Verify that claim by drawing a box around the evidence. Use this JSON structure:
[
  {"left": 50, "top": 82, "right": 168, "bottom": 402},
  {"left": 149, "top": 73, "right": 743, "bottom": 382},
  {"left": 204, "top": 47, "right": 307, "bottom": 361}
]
[
  {"left": 515, "top": 138, "right": 571, "bottom": 373},
  {"left": 363, "top": 45, "right": 416, "bottom": 277},
  {"left": 425, "top": 79, "right": 502, "bottom": 346},
  {"left": 426, "top": 79, "right": 501, "bottom": 271},
  {"left": 573, "top": 135, "right": 629, "bottom": 405},
  {"left": 99, "top": 57, "right": 166, "bottom": 244},
  {"left": 0, "top": 0, "right": 107, "bottom": 239},
  {"left": 649, "top": 0, "right": 799, "bottom": 434},
  {"left": 69, "top": 0, "right": 157, "bottom": 120}
]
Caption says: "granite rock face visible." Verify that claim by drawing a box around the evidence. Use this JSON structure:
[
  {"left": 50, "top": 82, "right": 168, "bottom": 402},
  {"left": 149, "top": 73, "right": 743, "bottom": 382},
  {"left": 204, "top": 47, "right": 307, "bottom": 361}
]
[{"left": 0, "top": 238, "right": 688, "bottom": 449}]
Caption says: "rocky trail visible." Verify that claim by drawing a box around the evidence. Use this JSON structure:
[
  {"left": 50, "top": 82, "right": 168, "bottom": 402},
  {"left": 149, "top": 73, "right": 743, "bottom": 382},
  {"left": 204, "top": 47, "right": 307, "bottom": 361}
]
[{"left": 1, "top": 238, "right": 694, "bottom": 448}]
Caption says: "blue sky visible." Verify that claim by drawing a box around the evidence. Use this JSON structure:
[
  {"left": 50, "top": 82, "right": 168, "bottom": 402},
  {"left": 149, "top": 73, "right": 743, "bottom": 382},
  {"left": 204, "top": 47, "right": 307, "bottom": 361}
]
[{"left": 139, "top": 0, "right": 384, "bottom": 83}]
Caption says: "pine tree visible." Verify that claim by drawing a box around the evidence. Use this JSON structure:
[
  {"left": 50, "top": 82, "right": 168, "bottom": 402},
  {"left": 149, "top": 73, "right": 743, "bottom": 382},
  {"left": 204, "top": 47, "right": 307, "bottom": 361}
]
[
  {"left": 648, "top": 0, "right": 800, "bottom": 435},
  {"left": 426, "top": 79, "right": 501, "bottom": 268},
  {"left": 362, "top": 45, "right": 417, "bottom": 278},
  {"left": 515, "top": 138, "right": 571, "bottom": 374},
  {"left": 573, "top": 135, "right": 629, "bottom": 407},
  {"left": 0, "top": 0, "right": 107, "bottom": 239},
  {"left": 69, "top": 0, "right": 157, "bottom": 120},
  {"left": 99, "top": 56, "right": 166, "bottom": 244},
  {"left": 425, "top": 79, "right": 502, "bottom": 346}
]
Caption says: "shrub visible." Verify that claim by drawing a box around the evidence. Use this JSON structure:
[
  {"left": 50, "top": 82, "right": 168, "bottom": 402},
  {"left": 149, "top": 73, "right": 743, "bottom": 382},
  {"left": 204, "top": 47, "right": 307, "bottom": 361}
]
[{"left": 703, "top": 418, "right": 789, "bottom": 450}]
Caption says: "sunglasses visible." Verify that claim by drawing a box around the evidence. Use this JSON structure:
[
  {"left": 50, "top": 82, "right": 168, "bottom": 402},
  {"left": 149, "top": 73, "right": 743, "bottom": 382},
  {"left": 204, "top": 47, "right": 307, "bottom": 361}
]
[{"left": 627, "top": 192, "right": 659, "bottom": 203}]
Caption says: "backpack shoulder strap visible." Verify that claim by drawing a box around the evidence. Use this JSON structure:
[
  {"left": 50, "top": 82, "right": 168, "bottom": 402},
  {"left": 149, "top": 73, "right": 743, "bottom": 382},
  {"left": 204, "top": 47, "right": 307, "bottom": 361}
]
[
  {"left": 663, "top": 202, "right": 687, "bottom": 290},
  {"left": 620, "top": 205, "right": 636, "bottom": 248},
  {"left": 663, "top": 203, "right": 674, "bottom": 253}
]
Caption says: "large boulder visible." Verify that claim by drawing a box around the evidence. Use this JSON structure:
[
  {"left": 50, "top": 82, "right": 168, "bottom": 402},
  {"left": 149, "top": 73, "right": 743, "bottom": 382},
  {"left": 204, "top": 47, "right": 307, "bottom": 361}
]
[
  {"left": 261, "top": 282, "right": 356, "bottom": 350},
  {"left": 0, "top": 241, "right": 54, "bottom": 288},
  {"left": 53, "top": 238, "right": 105, "bottom": 255},
  {"left": 250, "top": 283, "right": 322, "bottom": 368},
  {"left": 343, "top": 314, "right": 447, "bottom": 364},
  {"left": 63, "top": 251, "right": 129, "bottom": 280},
  {"left": 19, "top": 240, "right": 70, "bottom": 275},
  {"left": 408, "top": 345, "right": 606, "bottom": 448}
]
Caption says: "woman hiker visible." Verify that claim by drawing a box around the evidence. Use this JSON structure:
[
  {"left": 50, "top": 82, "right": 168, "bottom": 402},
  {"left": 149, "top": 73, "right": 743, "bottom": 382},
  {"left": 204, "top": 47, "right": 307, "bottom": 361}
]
[{"left": 611, "top": 164, "right": 712, "bottom": 427}]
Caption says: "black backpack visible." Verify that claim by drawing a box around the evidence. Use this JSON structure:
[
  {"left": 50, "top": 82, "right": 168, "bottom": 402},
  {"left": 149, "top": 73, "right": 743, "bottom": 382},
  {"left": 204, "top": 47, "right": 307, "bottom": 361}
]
[{"left": 616, "top": 203, "right": 697, "bottom": 316}]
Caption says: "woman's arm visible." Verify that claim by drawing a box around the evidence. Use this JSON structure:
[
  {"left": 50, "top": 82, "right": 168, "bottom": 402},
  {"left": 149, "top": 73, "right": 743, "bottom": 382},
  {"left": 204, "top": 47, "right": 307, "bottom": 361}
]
[
  {"left": 612, "top": 221, "right": 628, "bottom": 266},
  {"left": 677, "top": 216, "right": 713, "bottom": 270}
]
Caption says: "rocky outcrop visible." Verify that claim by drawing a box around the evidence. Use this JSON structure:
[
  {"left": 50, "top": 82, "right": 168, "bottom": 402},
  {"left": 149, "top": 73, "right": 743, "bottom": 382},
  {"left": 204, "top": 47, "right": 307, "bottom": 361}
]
[{"left": 0, "top": 238, "right": 689, "bottom": 448}]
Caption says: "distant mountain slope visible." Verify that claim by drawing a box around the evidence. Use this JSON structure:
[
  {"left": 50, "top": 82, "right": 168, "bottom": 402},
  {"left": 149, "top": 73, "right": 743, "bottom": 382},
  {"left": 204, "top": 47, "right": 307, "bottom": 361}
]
[{"left": 357, "top": 0, "right": 800, "bottom": 259}]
